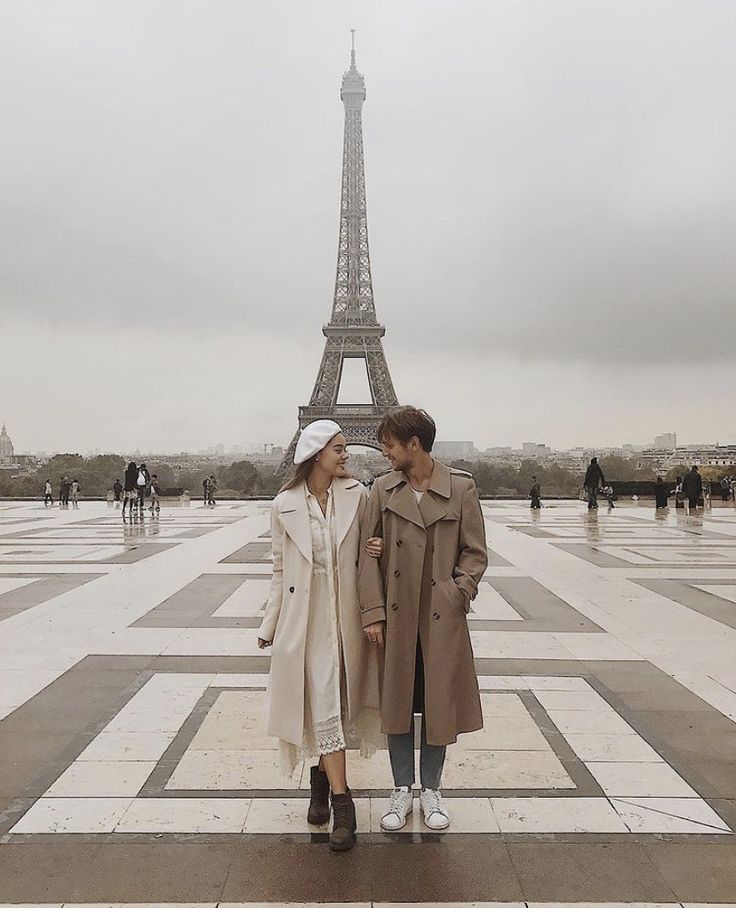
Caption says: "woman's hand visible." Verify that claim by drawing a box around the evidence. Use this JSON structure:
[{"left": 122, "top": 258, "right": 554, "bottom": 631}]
[
  {"left": 363, "top": 621, "right": 385, "bottom": 646},
  {"left": 365, "top": 536, "right": 383, "bottom": 559},
  {"left": 257, "top": 638, "right": 272, "bottom": 649}
]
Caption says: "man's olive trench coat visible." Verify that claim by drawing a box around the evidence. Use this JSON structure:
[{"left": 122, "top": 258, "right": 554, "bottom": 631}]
[{"left": 358, "top": 460, "right": 488, "bottom": 746}]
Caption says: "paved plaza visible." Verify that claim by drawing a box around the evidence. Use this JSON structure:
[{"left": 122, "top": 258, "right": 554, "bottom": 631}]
[{"left": 0, "top": 497, "right": 735, "bottom": 905}]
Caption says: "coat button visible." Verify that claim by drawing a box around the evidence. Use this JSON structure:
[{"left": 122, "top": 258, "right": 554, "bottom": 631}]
[
  {"left": 431, "top": 579, "right": 436, "bottom": 586},
  {"left": 359, "top": 605, "right": 366, "bottom": 612},
  {"left": 394, "top": 570, "right": 400, "bottom": 577},
  {"left": 433, "top": 612, "right": 440, "bottom": 620},
  {"left": 396, "top": 539, "right": 403, "bottom": 547},
  {"left": 289, "top": 586, "right": 295, "bottom": 593},
  {"left": 391, "top": 603, "right": 398, "bottom": 611}
]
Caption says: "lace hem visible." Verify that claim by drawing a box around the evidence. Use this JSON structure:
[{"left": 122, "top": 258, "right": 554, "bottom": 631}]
[
  {"left": 314, "top": 715, "right": 347, "bottom": 755},
  {"left": 277, "top": 707, "right": 385, "bottom": 779}
]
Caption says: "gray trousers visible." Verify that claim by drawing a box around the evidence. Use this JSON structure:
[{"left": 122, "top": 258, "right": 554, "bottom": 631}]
[
  {"left": 387, "top": 640, "right": 446, "bottom": 789},
  {"left": 388, "top": 716, "right": 446, "bottom": 789}
]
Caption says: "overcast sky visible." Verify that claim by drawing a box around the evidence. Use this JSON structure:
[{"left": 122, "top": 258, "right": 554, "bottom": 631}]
[{"left": 1, "top": 0, "right": 735, "bottom": 454}]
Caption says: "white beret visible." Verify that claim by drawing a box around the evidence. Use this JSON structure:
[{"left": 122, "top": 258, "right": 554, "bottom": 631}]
[{"left": 294, "top": 419, "right": 343, "bottom": 465}]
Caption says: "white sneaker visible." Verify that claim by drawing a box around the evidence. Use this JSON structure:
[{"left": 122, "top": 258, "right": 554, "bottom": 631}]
[
  {"left": 420, "top": 788, "right": 450, "bottom": 830},
  {"left": 380, "top": 787, "right": 414, "bottom": 830}
]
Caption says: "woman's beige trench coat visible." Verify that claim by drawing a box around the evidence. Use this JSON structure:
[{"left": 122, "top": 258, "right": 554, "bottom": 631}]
[
  {"left": 357, "top": 461, "right": 488, "bottom": 746},
  {"left": 259, "top": 478, "right": 382, "bottom": 748}
]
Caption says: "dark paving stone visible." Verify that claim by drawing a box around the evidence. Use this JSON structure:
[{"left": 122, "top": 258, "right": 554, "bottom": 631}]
[
  {"left": 0, "top": 660, "right": 155, "bottom": 799},
  {"left": 0, "top": 843, "right": 234, "bottom": 902},
  {"left": 508, "top": 842, "right": 677, "bottom": 901},
  {"left": 708, "top": 799, "right": 736, "bottom": 831},
  {"left": 370, "top": 839, "right": 523, "bottom": 902},
  {"left": 644, "top": 842, "right": 736, "bottom": 901},
  {"left": 134, "top": 573, "right": 267, "bottom": 628},
  {"left": 484, "top": 576, "right": 602, "bottom": 632},
  {"left": 151, "top": 654, "right": 270, "bottom": 672},
  {"left": 222, "top": 841, "right": 375, "bottom": 901},
  {"left": 0, "top": 574, "right": 104, "bottom": 622},
  {"left": 221, "top": 541, "right": 272, "bottom": 563},
  {"left": 634, "top": 578, "right": 736, "bottom": 630}
]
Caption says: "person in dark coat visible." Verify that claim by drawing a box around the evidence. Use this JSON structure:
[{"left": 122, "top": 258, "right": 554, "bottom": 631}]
[
  {"left": 681, "top": 466, "right": 703, "bottom": 513},
  {"left": 529, "top": 476, "right": 541, "bottom": 509},
  {"left": 583, "top": 457, "right": 605, "bottom": 510},
  {"left": 122, "top": 461, "right": 138, "bottom": 519},
  {"left": 654, "top": 476, "right": 669, "bottom": 509}
]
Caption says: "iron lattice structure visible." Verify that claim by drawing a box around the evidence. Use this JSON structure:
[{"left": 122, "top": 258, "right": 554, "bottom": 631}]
[{"left": 279, "top": 40, "right": 399, "bottom": 472}]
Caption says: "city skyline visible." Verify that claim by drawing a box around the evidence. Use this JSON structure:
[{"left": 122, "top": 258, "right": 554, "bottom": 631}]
[{"left": 2, "top": 2, "right": 735, "bottom": 453}]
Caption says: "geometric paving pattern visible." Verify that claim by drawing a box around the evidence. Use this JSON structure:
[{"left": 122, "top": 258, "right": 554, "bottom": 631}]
[{"left": 1, "top": 498, "right": 736, "bottom": 903}]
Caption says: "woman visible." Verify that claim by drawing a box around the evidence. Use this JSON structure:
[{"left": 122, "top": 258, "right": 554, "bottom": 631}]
[
  {"left": 654, "top": 476, "right": 669, "bottom": 509},
  {"left": 258, "top": 420, "right": 383, "bottom": 853}
]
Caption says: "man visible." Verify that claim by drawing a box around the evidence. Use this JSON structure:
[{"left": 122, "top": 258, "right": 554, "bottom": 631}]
[
  {"left": 529, "top": 475, "right": 541, "bottom": 509},
  {"left": 358, "top": 406, "right": 488, "bottom": 831},
  {"left": 583, "top": 457, "right": 605, "bottom": 510},
  {"left": 681, "top": 465, "right": 703, "bottom": 513}
]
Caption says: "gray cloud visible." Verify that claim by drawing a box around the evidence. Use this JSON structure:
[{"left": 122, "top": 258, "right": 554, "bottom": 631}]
[{"left": 1, "top": 0, "right": 735, "bottom": 450}]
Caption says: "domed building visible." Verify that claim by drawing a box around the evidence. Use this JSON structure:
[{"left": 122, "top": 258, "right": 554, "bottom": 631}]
[{"left": 0, "top": 422, "right": 15, "bottom": 465}]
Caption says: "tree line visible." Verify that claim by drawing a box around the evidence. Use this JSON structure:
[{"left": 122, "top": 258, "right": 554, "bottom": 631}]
[{"left": 0, "top": 451, "right": 729, "bottom": 499}]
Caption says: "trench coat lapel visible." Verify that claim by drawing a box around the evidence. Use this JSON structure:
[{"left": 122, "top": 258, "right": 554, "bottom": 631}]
[
  {"left": 384, "top": 461, "right": 453, "bottom": 529},
  {"left": 278, "top": 486, "right": 312, "bottom": 564},
  {"left": 333, "top": 478, "right": 362, "bottom": 551},
  {"left": 384, "top": 476, "right": 425, "bottom": 529},
  {"left": 419, "top": 460, "right": 452, "bottom": 527},
  {"left": 418, "top": 490, "right": 447, "bottom": 527}
]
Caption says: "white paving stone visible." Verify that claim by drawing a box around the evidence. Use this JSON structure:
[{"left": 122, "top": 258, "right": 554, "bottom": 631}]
[
  {"left": 611, "top": 797, "right": 732, "bottom": 834},
  {"left": 44, "top": 761, "right": 156, "bottom": 797},
  {"left": 491, "top": 796, "right": 628, "bottom": 833},
  {"left": 76, "top": 732, "right": 177, "bottom": 762},
  {"left": 10, "top": 798, "right": 134, "bottom": 834},
  {"left": 585, "top": 762, "right": 698, "bottom": 797},
  {"left": 115, "top": 797, "right": 252, "bottom": 833},
  {"left": 370, "top": 796, "right": 498, "bottom": 832}
]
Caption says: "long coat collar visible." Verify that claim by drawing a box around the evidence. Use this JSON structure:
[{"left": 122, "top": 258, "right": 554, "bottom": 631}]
[
  {"left": 383, "top": 460, "right": 451, "bottom": 529},
  {"left": 278, "top": 478, "right": 362, "bottom": 563}
]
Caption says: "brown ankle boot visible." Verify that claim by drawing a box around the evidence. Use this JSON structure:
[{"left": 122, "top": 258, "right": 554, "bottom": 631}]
[
  {"left": 307, "top": 765, "right": 330, "bottom": 826},
  {"left": 329, "top": 790, "right": 357, "bottom": 852}
]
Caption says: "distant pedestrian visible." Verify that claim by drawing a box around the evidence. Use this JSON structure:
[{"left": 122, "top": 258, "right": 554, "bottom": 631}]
[
  {"left": 207, "top": 474, "right": 218, "bottom": 507},
  {"left": 44, "top": 479, "right": 53, "bottom": 507},
  {"left": 655, "top": 476, "right": 669, "bottom": 509},
  {"left": 731, "top": 477, "right": 736, "bottom": 503},
  {"left": 70, "top": 479, "right": 81, "bottom": 509},
  {"left": 583, "top": 457, "right": 605, "bottom": 510},
  {"left": 721, "top": 476, "right": 731, "bottom": 502},
  {"left": 681, "top": 465, "right": 703, "bottom": 514},
  {"left": 202, "top": 476, "right": 209, "bottom": 505},
  {"left": 113, "top": 479, "right": 123, "bottom": 506},
  {"left": 672, "top": 475, "right": 685, "bottom": 509},
  {"left": 59, "top": 476, "right": 70, "bottom": 508},
  {"left": 122, "top": 462, "right": 138, "bottom": 518},
  {"left": 149, "top": 474, "right": 161, "bottom": 513},
  {"left": 529, "top": 475, "right": 541, "bottom": 509},
  {"left": 136, "top": 463, "right": 150, "bottom": 515}
]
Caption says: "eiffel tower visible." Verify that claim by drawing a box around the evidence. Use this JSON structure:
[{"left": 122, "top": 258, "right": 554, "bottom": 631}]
[{"left": 280, "top": 35, "right": 399, "bottom": 472}]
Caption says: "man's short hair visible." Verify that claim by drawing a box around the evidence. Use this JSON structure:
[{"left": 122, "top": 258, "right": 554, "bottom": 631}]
[{"left": 377, "top": 406, "right": 437, "bottom": 452}]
